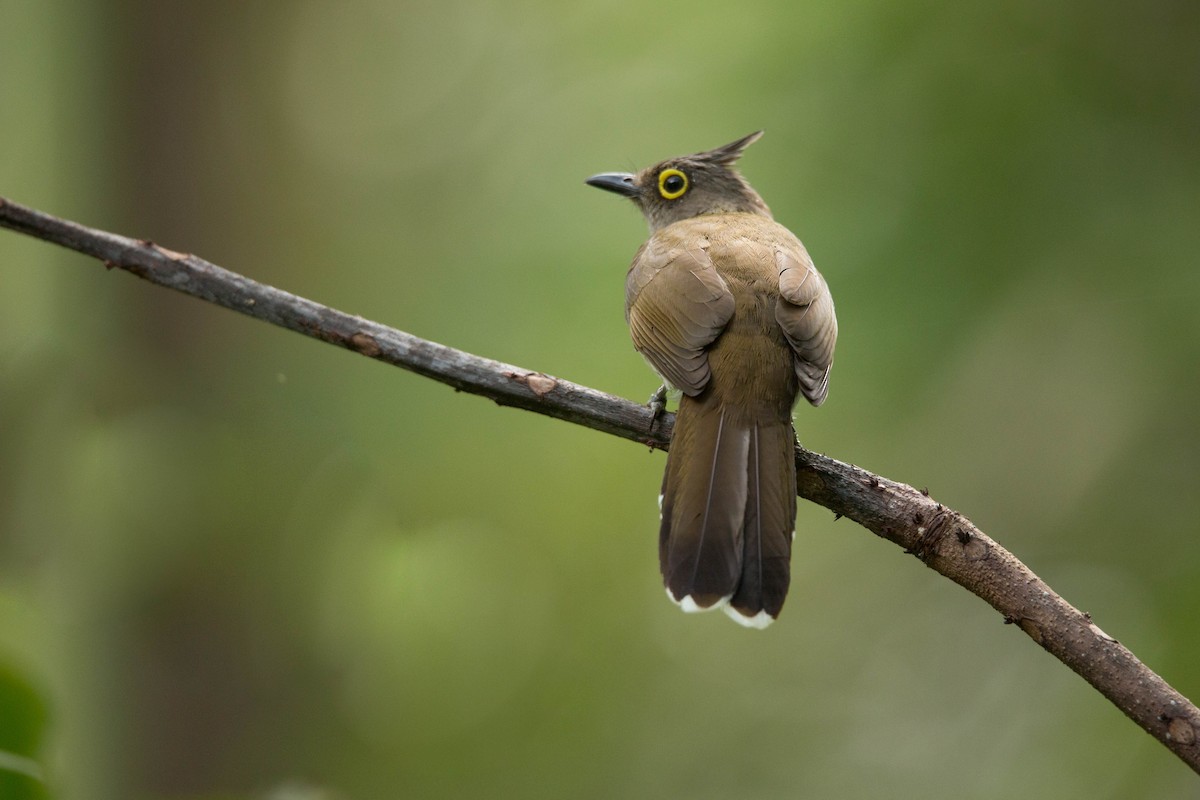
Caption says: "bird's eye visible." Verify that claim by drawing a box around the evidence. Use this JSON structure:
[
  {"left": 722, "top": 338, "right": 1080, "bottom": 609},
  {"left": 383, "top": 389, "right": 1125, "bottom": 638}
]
[{"left": 658, "top": 169, "right": 688, "bottom": 200}]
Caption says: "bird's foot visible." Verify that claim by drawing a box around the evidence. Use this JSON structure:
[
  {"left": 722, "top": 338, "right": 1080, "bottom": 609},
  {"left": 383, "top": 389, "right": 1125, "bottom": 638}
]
[{"left": 646, "top": 384, "right": 668, "bottom": 431}]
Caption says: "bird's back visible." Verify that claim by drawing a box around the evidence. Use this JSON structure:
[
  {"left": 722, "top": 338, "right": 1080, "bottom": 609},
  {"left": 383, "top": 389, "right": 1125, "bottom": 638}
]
[{"left": 635, "top": 212, "right": 803, "bottom": 422}]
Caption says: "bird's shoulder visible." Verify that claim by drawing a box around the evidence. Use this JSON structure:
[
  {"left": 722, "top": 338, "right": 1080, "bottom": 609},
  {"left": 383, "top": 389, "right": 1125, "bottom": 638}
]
[{"left": 662, "top": 213, "right": 803, "bottom": 260}]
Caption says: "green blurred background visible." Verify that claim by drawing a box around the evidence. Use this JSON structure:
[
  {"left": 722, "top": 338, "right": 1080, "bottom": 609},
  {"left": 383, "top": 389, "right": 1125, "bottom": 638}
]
[{"left": 2, "top": 1, "right": 1198, "bottom": 798}]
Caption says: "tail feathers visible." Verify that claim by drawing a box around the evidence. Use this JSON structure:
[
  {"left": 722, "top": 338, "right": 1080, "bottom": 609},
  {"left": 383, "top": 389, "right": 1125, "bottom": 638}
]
[
  {"left": 726, "top": 421, "right": 795, "bottom": 627},
  {"left": 660, "top": 402, "right": 748, "bottom": 610},
  {"left": 659, "top": 396, "right": 795, "bottom": 627}
]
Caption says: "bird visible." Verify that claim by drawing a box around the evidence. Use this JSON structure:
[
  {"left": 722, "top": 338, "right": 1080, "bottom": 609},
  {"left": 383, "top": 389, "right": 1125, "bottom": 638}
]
[{"left": 586, "top": 131, "right": 837, "bottom": 628}]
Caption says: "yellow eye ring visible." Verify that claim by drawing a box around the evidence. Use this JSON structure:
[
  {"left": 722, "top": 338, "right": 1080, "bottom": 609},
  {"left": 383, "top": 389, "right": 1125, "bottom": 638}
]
[{"left": 658, "top": 169, "right": 688, "bottom": 200}]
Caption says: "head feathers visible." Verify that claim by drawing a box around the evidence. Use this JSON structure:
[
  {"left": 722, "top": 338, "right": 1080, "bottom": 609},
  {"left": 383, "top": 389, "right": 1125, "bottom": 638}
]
[{"left": 694, "top": 131, "right": 764, "bottom": 167}]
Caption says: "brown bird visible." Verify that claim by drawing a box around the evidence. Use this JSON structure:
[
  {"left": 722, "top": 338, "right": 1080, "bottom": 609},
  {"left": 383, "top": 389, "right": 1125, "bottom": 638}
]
[{"left": 586, "top": 132, "right": 837, "bottom": 628}]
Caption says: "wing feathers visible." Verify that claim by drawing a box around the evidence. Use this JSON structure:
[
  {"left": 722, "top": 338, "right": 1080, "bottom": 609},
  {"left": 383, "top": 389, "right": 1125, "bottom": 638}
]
[
  {"left": 626, "top": 243, "right": 735, "bottom": 396},
  {"left": 775, "top": 248, "right": 838, "bottom": 406}
]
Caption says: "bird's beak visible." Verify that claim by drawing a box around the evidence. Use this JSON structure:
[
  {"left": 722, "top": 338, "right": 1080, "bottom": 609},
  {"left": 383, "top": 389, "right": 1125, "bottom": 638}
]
[{"left": 585, "top": 172, "right": 640, "bottom": 198}]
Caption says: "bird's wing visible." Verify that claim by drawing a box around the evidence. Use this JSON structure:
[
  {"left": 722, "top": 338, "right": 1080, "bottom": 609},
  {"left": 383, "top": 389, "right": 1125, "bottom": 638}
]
[
  {"left": 625, "top": 238, "right": 735, "bottom": 396},
  {"left": 775, "top": 244, "right": 837, "bottom": 406}
]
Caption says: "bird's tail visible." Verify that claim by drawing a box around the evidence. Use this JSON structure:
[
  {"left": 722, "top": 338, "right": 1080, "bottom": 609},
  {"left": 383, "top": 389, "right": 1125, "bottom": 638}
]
[{"left": 659, "top": 392, "right": 796, "bottom": 628}]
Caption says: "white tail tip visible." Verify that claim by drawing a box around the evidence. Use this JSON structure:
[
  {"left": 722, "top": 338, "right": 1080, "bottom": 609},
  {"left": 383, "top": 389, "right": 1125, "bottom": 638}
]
[{"left": 723, "top": 606, "right": 774, "bottom": 629}]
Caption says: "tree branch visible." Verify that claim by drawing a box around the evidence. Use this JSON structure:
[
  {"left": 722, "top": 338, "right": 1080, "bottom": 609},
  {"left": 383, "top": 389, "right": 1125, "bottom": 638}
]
[{"left": 2, "top": 195, "right": 1197, "bottom": 775}]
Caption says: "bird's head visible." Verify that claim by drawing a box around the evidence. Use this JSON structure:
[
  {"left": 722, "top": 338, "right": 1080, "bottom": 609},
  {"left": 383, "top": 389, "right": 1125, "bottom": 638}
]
[{"left": 586, "top": 131, "right": 772, "bottom": 232}]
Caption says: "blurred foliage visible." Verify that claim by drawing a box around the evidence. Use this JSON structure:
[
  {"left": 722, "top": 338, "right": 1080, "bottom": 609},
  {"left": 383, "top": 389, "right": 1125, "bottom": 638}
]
[
  {"left": 2, "top": 0, "right": 1199, "bottom": 798},
  {"left": 0, "top": 661, "right": 48, "bottom": 800}
]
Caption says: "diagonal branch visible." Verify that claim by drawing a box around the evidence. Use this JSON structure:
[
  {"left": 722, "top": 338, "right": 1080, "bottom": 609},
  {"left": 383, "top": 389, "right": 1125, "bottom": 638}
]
[{"left": 2, "top": 195, "right": 1197, "bottom": 775}]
